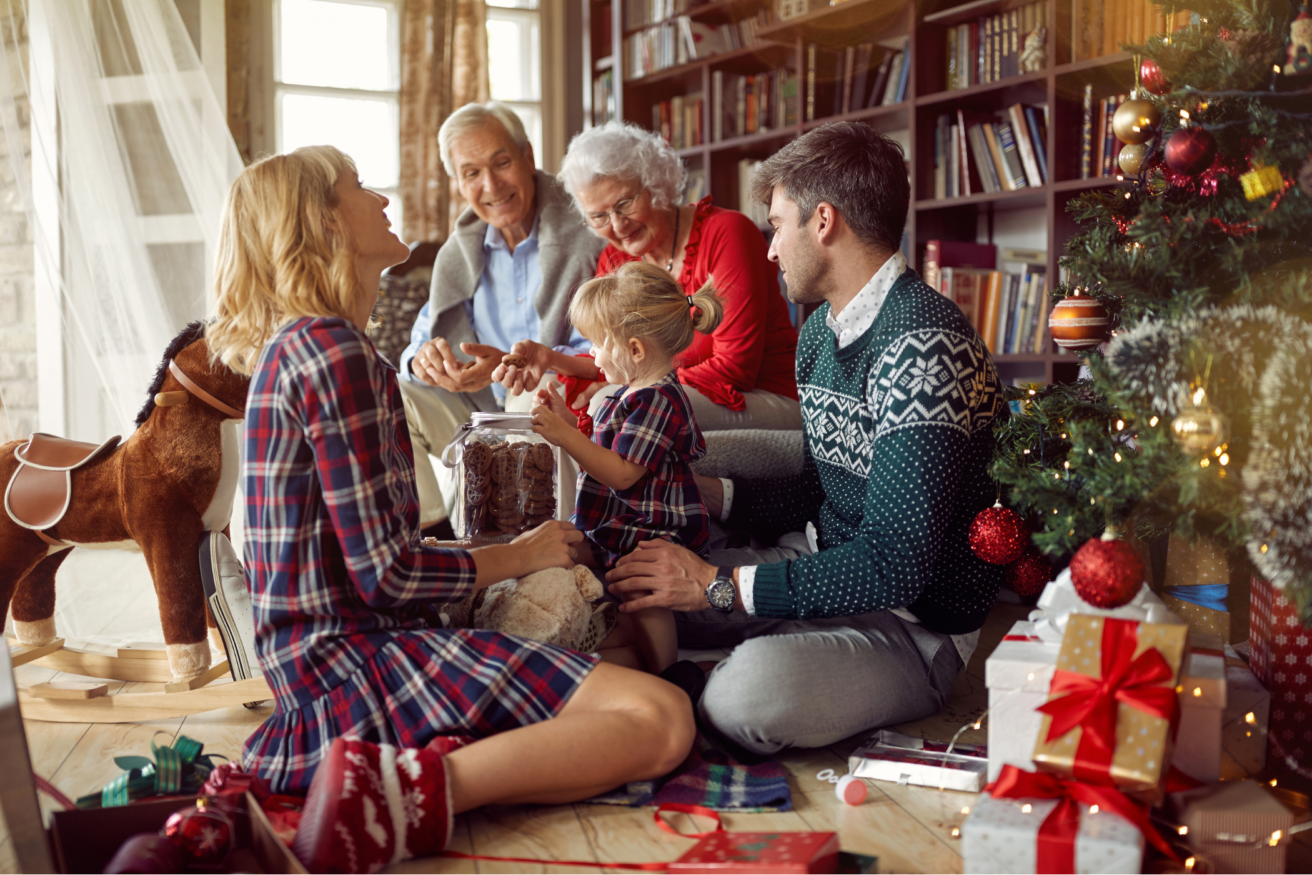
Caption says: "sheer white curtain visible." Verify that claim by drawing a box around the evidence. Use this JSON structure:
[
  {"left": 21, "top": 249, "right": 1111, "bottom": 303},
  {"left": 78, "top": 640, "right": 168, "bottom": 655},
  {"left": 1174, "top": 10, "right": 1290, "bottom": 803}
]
[{"left": 0, "top": 0, "right": 242, "bottom": 646}]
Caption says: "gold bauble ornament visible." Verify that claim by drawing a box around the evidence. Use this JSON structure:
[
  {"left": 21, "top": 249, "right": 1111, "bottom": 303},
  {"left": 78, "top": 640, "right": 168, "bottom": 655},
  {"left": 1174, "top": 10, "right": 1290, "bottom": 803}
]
[
  {"left": 1118, "top": 143, "right": 1151, "bottom": 175},
  {"left": 1112, "top": 97, "right": 1161, "bottom": 145},
  {"left": 1171, "top": 391, "right": 1230, "bottom": 454}
]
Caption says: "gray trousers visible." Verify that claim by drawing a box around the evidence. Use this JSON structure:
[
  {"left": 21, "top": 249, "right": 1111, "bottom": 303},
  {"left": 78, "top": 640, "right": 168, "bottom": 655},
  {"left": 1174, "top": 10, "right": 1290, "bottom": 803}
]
[{"left": 676, "top": 544, "right": 963, "bottom": 755}]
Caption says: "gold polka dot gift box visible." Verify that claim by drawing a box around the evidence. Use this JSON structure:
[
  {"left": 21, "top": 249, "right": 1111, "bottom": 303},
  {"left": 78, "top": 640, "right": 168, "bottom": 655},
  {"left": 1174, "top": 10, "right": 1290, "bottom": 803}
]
[{"left": 1031, "top": 615, "right": 1188, "bottom": 798}]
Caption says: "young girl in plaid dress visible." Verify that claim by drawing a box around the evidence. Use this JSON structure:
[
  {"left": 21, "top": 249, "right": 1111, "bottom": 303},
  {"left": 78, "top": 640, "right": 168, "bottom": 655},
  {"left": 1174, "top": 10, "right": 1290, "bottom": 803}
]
[
  {"left": 530, "top": 262, "right": 723, "bottom": 674},
  {"left": 206, "top": 146, "right": 693, "bottom": 873}
]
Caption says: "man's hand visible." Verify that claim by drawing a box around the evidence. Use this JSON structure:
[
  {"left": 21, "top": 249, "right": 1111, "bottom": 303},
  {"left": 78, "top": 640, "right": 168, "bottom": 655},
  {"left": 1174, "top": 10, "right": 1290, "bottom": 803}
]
[
  {"left": 606, "top": 540, "right": 718, "bottom": 613},
  {"left": 694, "top": 474, "right": 724, "bottom": 520},
  {"left": 410, "top": 337, "right": 504, "bottom": 393},
  {"left": 490, "top": 339, "right": 550, "bottom": 396}
]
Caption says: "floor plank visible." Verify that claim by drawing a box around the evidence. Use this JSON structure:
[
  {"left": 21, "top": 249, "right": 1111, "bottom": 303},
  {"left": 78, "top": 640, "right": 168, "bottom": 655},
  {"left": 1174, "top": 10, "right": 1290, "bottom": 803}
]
[
  {"left": 465, "top": 804, "right": 599, "bottom": 873},
  {"left": 573, "top": 804, "right": 700, "bottom": 873},
  {"left": 790, "top": 786, "right": 963, "bottom": 874}
]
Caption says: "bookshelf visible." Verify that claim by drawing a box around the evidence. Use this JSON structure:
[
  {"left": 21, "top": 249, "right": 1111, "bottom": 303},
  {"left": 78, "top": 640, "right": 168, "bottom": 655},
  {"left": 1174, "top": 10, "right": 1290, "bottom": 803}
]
[{"left": 582, "top": 0, "right": 1149, "bottom": 384}]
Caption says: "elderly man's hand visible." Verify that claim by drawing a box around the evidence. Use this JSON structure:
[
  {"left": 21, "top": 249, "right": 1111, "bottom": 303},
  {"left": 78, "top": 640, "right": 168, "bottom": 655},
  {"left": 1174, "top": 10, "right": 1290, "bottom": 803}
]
[
  {"left": 411, "top": 338, "right": 503, "bottom": 392},
  {"left": 606, "top": 540, "right": 718, "bottom": 613},
  {"left": 491, "top": 339, "right": 550, "bottom": 396}
]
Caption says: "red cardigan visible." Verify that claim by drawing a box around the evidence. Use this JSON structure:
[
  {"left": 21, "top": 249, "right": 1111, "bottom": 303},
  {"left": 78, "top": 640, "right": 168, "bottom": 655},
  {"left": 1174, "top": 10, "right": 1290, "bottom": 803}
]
[{"left": 596, "top": 198, "right": 799, "bottom": 409}]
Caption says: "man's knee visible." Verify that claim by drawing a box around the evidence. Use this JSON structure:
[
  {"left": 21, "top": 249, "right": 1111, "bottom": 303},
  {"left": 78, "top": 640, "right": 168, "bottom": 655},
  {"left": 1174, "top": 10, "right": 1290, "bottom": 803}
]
[{"left": 697, "top": 638, "right": 801, "bottom": 755}]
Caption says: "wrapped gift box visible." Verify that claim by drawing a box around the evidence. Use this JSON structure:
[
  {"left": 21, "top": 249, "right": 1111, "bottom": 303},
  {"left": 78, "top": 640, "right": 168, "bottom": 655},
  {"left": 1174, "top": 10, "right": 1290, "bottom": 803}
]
[
  {"left": 987, "top": 621, "right": 1224, "bottom": 784},
  {"left": 1155, "top": 535, "right": 1251, "bottom": 644},
  {"left": 848, "top": 729, "right": 987, "bottom": 792},
  {"left": 1167, "top": 781, "right": 1296, "bottom": 874},
  {"left": 1249, "top": 576, "right": 1312, "bottom": 773},
  {"left": 668, "top": 831, "right": 840, "bottom": 873},
  {"left": 961, "top": 787, "right": 1145, "bottom": 874},
  {"left": 1222, "top": 646, "right": 1271, "bottom": 778}
]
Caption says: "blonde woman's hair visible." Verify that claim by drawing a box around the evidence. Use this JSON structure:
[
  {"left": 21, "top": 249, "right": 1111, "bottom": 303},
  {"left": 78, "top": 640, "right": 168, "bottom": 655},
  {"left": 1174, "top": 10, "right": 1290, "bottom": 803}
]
[
  {"left": 207, "top": 146, "right": 362, "bottom": 374},
  {"left": 569, "top": 261, "right": 724, "bottom": 365}
]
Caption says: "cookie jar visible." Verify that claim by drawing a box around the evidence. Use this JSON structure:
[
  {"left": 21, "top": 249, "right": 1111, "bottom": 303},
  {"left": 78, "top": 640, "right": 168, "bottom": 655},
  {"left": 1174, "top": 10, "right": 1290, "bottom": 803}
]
[{"left": 440, "top": 412, "right": 561, "bottom": 542}]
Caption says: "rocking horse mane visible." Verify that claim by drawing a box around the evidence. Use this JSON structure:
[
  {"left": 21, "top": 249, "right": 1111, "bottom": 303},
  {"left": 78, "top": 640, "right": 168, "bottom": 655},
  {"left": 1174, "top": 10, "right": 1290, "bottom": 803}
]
[{"left": 134, "top": 320, "right": 208, "bottom": 428}]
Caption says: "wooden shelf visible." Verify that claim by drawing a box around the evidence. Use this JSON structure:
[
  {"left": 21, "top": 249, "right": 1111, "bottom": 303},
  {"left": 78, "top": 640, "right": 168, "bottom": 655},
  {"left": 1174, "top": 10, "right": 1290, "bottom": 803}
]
[
  {"left": 584, "top": 0, "right": 1140, "bottom": 383},
  {"left": 755, "top": 0, "right": 906, "bottom": 48}
]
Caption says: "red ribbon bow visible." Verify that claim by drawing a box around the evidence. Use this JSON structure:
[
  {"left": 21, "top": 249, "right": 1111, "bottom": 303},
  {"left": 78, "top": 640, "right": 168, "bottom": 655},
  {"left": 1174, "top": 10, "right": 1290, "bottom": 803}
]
[
  {"left": 985, "top": 765, "right": 1180, "bottom": 874},
  {"left": 1036, "top": 617, "right": 1178, "bottom": 783}
]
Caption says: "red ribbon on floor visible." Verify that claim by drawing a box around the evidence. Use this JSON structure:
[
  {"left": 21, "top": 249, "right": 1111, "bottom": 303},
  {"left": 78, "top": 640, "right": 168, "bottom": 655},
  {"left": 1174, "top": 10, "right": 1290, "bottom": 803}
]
[
  {"left": 1035, "top": 617, "right": 1177, "bottom": 783},
  {"left": 985, "top": 765, "right": 1180, "bottom": 874}
]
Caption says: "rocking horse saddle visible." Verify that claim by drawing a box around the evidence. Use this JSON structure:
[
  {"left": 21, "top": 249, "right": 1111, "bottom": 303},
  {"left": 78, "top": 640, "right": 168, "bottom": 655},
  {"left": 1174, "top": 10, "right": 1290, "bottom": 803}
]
[{"left": 4, "top": 433, "right": 121, "bottom": 544}]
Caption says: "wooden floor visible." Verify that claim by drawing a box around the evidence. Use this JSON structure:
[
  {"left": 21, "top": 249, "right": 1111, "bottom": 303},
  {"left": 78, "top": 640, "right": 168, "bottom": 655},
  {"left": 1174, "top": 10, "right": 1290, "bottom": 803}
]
[{"left": 9, "top": 598, "right": 1312, "bottom": 874}]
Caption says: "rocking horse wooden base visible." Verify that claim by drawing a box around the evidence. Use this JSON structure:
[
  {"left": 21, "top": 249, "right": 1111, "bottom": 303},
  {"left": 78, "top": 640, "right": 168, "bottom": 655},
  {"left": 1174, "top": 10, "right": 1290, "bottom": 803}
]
[{"left": 6, "top": 638, "right": 272, "bottom": 723}]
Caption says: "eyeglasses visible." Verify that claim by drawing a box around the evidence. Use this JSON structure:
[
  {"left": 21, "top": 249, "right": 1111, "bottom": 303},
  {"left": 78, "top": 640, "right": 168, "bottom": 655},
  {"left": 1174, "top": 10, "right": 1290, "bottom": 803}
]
[{"left": 585, "top": 192, "right": 642, "bottom": 228}]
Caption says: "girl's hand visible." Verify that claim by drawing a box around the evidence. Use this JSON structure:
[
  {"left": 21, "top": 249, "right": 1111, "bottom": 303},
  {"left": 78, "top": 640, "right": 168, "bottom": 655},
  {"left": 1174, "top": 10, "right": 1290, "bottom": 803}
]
[
  {"left": 531, "top": 401, "right": 575, "bottom": 447},
  {"left": 511, "top": 520, "right": 584, "bottom": 574},
  {"left": 535, "top": 382, "right": 573, "bottom": 420}
]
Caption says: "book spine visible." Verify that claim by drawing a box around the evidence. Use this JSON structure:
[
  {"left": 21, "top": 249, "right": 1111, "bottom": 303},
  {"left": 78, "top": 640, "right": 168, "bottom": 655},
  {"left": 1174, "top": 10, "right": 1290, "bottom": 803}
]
[
  {"left": 925, "top": 240, "right": 942, "bottom": 292},
  {"left": 1033, "top": 282, "right": 1051, "bottom": 353},
  {"left": 1101, "top": 94, "right": 1120, "bottom": 176},
  {"left": 1009, "top": 105, "right": 1043, "bottom": 187},
  {"left": 996, "top": 123, "right": 1028, "bottom": 189},
  {"left": 981, "top": 123, "right": 1009, "bottom": 191},
  {"left": 980, "top": 272, "right": 1001, "bottom": 353},
  {"left": 1025, "top": 105, "right": 1048, "bottom": 183},
  {"left": 841, "top": 45, "right": 855, "bottom": 114},
  {"left": 894, "top": 38, "right": 911, "bottom": 102},
  {"left": 957, "top": 109, "right": 974, "bottom": 196},
  {"left": 947, "top": 27, "right": 958, "bottom": 90}
]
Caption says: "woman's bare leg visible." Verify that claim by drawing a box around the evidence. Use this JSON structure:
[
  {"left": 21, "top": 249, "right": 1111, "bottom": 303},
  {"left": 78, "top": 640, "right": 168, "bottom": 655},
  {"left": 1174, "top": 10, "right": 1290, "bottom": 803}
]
[{"left": 445, "top": 662, "right": 694, "bottom": 809}]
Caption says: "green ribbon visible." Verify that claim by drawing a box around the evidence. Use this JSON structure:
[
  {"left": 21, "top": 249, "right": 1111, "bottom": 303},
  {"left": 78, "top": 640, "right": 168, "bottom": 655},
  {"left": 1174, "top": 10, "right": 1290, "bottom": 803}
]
[{"left": 76, "top": 733, "right": 226, "bottom": 809}]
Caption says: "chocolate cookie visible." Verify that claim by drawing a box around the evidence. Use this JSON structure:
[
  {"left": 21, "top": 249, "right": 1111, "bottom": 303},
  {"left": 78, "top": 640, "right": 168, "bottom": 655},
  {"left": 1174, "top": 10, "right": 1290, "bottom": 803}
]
[
  {"left": 529, "top": 443, "right": 553, "bottom": 473},
  {"left": 501, "top": 353, "right": 528, "bottom": 369},
  {"left": 490, "top": 451, "right": 520, "bottom": 485},
  {"left": 463, "top": 441, "right": 492, "bottom": 475}
]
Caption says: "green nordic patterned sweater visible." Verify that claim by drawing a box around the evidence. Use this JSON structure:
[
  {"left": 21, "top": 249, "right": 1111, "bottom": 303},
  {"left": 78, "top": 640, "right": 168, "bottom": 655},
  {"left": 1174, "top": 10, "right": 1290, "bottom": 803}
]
[{"left": 730, "top": 269, "right": 1007, "bottom": 635}]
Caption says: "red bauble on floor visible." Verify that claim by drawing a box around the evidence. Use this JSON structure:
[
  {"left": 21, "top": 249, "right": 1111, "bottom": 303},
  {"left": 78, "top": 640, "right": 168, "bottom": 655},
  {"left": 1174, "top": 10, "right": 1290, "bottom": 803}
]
[
  {"left": 1070, "top": 536, "right": 1145, "bottom": 608},
  {"left": 969, "top": 502, "right": 1029, "bottom": 565},
  {"left": 1005, "top": 546, "right": 1053, "bottom": 597}
]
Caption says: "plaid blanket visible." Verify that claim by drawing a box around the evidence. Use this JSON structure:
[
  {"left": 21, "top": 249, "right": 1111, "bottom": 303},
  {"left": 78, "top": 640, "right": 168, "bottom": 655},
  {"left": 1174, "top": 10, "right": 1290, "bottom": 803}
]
[{"left": 586, "top": 733, "right": 792, "bottom": 812}]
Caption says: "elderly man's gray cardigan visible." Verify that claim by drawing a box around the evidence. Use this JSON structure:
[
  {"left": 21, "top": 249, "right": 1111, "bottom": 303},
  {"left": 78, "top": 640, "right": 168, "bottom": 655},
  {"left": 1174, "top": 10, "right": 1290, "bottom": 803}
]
[{"left": 425, "top": 170, "right": 605, "bottom": 410}]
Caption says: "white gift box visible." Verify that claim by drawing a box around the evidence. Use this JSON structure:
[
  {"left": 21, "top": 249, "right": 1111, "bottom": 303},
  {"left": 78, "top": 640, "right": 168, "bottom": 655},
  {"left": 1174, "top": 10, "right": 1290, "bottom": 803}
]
[
  {"left": 1030, "top": 568, "right": 1181, "bottom": 644},
  {"left": 847, "top": 730, "right": 987, "bottom": 792},
  {"left": 962, "top": 788, "right": 1144, "bottom": 874},
  {"left": 986, "top": 618, "right": 1226, "bottom": 783}
]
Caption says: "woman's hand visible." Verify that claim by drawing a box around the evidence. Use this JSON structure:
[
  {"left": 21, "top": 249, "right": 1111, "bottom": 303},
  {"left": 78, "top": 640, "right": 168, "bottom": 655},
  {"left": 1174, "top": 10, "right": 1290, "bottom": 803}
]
[
  {"left": 491, "top": 339, "right": 551, "bottom": 396},
  {"left": 511, "top": 520, "right": 586, "bottom": 575}
]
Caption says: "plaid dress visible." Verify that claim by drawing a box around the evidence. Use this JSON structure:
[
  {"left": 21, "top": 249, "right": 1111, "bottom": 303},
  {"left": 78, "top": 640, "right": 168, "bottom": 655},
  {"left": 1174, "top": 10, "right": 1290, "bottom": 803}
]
[
  {"left": 574, "top": 371, "right": 710, "bottom": 568},
  {"left": 240, "top": 316, "right": 597, "bottom": 793}
]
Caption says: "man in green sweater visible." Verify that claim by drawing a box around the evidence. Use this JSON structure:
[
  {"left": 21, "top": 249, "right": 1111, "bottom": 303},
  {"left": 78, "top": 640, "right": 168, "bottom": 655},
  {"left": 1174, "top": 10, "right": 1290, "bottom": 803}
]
[{"left": 607, "top": 122, "right": 1007, "bottom": 754}]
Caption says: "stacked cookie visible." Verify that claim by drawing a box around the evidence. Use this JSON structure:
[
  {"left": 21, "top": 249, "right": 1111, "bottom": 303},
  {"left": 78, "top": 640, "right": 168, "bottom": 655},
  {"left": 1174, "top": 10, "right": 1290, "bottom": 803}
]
[{"left": 462, "top": 440, "right": 557, "bottom": 537}]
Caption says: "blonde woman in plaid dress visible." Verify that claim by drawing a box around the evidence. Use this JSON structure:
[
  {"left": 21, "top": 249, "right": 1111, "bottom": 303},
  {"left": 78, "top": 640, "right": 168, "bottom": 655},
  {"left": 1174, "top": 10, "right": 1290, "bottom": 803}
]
[{"left": 207, "top": 147, "right": 693, "bottom": 872}]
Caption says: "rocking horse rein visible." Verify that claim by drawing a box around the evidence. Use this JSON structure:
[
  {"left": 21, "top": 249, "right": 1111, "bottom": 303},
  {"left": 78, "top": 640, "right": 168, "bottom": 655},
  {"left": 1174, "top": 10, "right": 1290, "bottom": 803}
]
[{"left": 163, "top": 360, "right": 245, "bottom": 418}]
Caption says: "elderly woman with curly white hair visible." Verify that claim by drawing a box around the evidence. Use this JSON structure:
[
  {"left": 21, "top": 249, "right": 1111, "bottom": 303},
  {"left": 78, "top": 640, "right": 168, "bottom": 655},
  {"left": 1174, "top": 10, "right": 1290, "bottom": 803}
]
[{"left": 494, "top": 122, "right": 801, "bottom": 431}]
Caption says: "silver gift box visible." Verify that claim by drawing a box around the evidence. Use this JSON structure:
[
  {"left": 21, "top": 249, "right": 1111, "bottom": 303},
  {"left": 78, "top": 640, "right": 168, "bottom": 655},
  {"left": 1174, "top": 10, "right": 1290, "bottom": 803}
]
[{"left": 848, "top": 730, "right": 988, "bottom": 792}]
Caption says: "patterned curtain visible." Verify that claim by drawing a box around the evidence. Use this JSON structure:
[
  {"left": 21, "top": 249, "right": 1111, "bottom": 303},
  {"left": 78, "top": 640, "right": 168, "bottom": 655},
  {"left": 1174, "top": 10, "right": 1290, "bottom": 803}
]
[{"left": 399, "top": 0, "right": 489, "bottom": 244}]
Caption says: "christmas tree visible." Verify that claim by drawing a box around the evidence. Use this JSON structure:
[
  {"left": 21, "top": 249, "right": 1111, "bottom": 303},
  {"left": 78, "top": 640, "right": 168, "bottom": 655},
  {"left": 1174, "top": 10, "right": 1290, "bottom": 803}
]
[{"left": 991, "top": 0, "right": 1312, "bottom": 611}]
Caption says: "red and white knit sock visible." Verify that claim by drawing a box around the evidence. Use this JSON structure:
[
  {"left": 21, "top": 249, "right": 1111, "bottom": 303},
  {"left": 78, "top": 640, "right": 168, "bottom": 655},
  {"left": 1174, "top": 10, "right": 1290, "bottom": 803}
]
[{"left": 292, "top": 738, "right": 453, "bottom": 874}]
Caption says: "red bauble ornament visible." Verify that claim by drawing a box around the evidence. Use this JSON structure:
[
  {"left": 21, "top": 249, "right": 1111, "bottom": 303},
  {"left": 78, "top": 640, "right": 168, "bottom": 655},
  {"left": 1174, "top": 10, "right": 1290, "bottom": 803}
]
[
  {"left": 1165, "top": 126, "right": 1217, "bottom": 176},
  {"left": 1047, "top": 290, "right": 1111, "bottom": 351},
  {"left": 1005, "top": 547, "right": 1053, "bottom": 597},
  {"left": 161, "top": 798, "right": 234, "bottom": 868},
  {"left": 1070, "top": 534, "right": 1146, "bottom": 608},
  {"left": 969, "top": 501, "right": 1029, "bottom": 565},
  {"left": 1140, "top": 58, "right": 1169, "bottom": 95}
]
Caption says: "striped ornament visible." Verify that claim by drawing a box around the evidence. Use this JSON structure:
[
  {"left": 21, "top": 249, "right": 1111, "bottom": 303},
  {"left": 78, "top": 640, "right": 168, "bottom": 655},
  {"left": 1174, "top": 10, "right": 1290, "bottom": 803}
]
[{"left": 1048, "top": 292, "right": 1110, "bottom": 351}]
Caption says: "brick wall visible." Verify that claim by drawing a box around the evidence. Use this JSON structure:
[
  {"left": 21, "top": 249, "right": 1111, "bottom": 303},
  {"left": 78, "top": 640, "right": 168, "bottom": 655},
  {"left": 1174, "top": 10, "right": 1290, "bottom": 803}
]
[{"left": 0, "top": 10, "right": 33, "bottom": 445}]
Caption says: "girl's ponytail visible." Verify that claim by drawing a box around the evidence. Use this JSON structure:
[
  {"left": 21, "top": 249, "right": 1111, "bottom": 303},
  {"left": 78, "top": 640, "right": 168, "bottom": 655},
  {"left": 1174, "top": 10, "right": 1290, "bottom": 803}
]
[{"left": 688, "top": 278, "right": 724, "bottom": 336}]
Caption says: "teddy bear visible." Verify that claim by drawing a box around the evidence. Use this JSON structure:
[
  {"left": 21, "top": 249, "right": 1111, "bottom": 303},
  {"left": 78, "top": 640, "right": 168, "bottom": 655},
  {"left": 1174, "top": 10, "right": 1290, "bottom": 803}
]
[{"left": 438, "top": 564, "right": 614, "bottom": 652}]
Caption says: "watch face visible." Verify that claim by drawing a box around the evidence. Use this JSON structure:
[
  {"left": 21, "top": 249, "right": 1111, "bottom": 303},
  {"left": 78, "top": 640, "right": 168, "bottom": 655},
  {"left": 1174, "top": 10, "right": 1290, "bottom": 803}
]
[{"left": 707, "top": 578, "right": 734, "bottom": 611}]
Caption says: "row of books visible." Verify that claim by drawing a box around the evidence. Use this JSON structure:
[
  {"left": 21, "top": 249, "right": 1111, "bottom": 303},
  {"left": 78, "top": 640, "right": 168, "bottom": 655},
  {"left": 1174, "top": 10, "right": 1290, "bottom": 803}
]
[
  {"left": 624, "top": 13, "right": 772, "bottom": 80},
  {"left": 592, "top": 70, "right": 617, "bottom": 127},
  {"left": 1071, "top": 0, "right": 1194, "bottom": 63},
  {"left": 621, "top": 0, "right": 691, "bottom": 31},
  {"left": 944, "top": 1, "right": 1049, "bottom": 91},
  {"left": 1080, "top": 88, "right": 1128, "bottom": 179},
  {"left": 924, "top": 242, "right": 1050, "bottom": 355},
  {"left": 934, "top": 104, "right": 1048, "bottom": 199},
  {"left": 711, "top": 69, "right": 799, "bottom": 141},
  {"left": 652, "top": 94, "right": 704, "bottom": 149},
  {"left": 805, "top": 38, "right": 910, "bottom": 122}
]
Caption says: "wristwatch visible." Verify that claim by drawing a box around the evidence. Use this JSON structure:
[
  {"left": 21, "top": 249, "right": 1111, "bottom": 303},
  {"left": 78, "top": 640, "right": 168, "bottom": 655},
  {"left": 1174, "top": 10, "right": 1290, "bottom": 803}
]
[{"left": 705, "top": 566, "right": 737, "bottom": 613}]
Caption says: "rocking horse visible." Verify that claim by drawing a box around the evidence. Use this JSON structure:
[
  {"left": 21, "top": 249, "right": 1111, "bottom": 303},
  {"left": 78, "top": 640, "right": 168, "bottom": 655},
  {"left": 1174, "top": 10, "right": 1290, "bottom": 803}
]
[{"left": 0, "top": 322, "right": 270, "bottom": 721}]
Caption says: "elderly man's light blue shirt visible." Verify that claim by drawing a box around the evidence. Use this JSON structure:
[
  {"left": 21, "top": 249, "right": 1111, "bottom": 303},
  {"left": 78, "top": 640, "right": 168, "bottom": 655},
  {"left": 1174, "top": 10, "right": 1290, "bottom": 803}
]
[{"left": 399, "top": 216, "right": 589, "bottom": 401}]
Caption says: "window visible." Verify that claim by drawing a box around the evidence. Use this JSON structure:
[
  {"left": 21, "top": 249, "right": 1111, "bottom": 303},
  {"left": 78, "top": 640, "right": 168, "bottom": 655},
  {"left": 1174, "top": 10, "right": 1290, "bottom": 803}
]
[
  {"left": 273, "top": 0, "right": 402, "bottom": 228},
  {"left": 486, "top": 0, "right": 542, "bottom": 167}
]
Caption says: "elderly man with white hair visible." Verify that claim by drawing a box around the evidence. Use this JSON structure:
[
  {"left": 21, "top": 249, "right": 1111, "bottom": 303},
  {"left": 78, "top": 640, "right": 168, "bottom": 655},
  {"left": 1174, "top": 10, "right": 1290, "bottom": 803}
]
[{"left": 398, "top": 102, "right": 605, "bottom": 530}]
